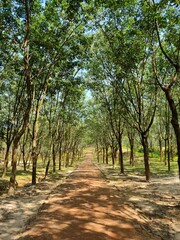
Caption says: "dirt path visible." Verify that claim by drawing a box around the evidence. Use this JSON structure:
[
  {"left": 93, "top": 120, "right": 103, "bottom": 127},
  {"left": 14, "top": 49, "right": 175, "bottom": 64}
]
[{"left": 16, "top": 150, "right": 158, "bottom": 240}]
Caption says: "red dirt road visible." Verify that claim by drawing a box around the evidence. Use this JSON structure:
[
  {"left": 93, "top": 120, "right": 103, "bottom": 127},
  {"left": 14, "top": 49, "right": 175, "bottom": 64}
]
[{"left": 18, "top": 150, "right": 157, "bottom": 240}]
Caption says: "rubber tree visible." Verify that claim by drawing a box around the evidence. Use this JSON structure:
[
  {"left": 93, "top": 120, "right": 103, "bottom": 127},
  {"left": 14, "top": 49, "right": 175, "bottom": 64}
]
[
  {"left": 28, "top": 0, "right": 87, "bottom": 185},
  {"left": 87, "top": 51, "right": 125, "bottom": 172},
  {"left": 87, "top": 2, "right": 158, "bottom": 180},
  {"left": 0, "top": 1, "right": 33, "bottom": 181},
  {"left": 4, "top": 0, "right": 34, "bottom": 192},
  {"left": 148, "top": 0, "right": 180, "bottom": 178}
]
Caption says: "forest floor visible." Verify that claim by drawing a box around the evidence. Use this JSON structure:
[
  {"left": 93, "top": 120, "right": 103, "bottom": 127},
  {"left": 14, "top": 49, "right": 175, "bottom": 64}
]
[{"left": 0, "top": 149, "right": 180, "bottom": 240}]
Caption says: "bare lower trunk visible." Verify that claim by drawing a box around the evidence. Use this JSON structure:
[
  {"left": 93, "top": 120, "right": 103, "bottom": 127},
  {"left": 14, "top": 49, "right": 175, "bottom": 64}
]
[
  {"left": 96, "top": 142, "right": 100, "bottom": 163},
  {"left": 167, "top": 137, "right": 171, "bottom": 172},
  {"left": 118, "top": 135, "right": 124, "bottom": 174},
  {"left": 9, "top": 142, "right": 18, "bottom": 191},
  {"left": 159, "top": 138, "right": 162, "bottom": 162},
  {"left": 2, "top": 146, "right": 11, "bottom": 178},
  {"left": 130, "top": 144, "right": 134, "bottom": 166},
  {"left": 164, "top": 89, "right": 180, "bottom": 179},
  {"left": 52, "top": 144, "right": 56, "bottom": 172},
  {"left": 65, "top": 152, "right": 70, "bottom": 167},
  {"left": 102, "top": 148, "right": 105, "bottom": 164},
  {"left": 58, "top": 149, "right": 62, "bottom": 170},
  {"left": 45, "top": 158, "right": 50, "bottom": 179},
  {"left": 105, "top": 146, "right": 108, "bottom": 164},
  {"left": 111, "top": 146, "right": 115, "bottom": 168},
  {"left": 22, "top": 151, "right": 27, "bottom": 171},
  {"left": 141, "top": 133, "right": 150, "bottom": 182},
  {"left": 128, "top": 133, "right": 134, "bottom": 166},
  {"left": 32, "top": 148, "right": 38, "bottom": 185},
  {"left": 164, "top": 138, "right": 167, "bottom": 165}
]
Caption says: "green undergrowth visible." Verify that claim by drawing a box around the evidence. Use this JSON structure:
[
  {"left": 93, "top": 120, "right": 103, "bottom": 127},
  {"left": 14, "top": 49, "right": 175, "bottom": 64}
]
[
  {"left": 95, "top": 150, "right": 178, "bottom": 179},
  {"left": 0, "top": 156, "right": 83, "bottom": 194}
]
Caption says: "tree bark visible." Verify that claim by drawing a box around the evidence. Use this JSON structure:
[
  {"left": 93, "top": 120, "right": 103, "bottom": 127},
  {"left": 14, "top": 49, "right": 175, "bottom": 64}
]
[
  {"left": 118, "top": 134, "right": 124, "bottom": 174},
  {"left": 45, "top": 158, "right": 50, "bottom": 179},
  {"left": 102, "top": 147, "right": 105, "bottom": 163},
  {"left": 2, "top": 145, "right": 11, "bottom": 178},
  {"left": 159, "top": 138, "right": 162, "bottom": 162},
  {"left": 129, "top": 143, "right": 134, "bottom": 166},
  {"left": 58, "top": 147, "right": 62, "bottom": 170},
  {"left": 111, "top": 146, "right": 115, "bottom": 168},
  {"left": 141, "top": 133, "right": 150, "bottom": 182},
  {"left": 9, "top": 0, "right": 32, "bottom": 191},
  {"left": 105, "top": 145, "right": 108, "bottom": 164},
  {"left": 52, "top": 143, "right": 56, "bottom": 172},
  {"left": 164, "top": 138, "right": 167, "bottom": 166},
  {"left": 96, "top": 142, "right": 100, "bottom": 163},
  {"left": 9, "top": 142, "right": 18, "bottom": 191},
  {"left": 32, "top": 147, "right": 38, "bottom": 185},
  {"left": 163, "top": 88, "right": 180, "bottom": 178}
]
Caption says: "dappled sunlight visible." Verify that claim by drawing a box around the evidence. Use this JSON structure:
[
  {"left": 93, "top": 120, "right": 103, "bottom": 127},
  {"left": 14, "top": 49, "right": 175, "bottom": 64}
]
[
  {"left": 1, "top": 150, "right": 177, "bottom": 240},
  {"left": 99, "top": 162, "right": 180, "bottom": 240},
  {"left": 16, "top": 151, "right": 152, "bottom": 240}
]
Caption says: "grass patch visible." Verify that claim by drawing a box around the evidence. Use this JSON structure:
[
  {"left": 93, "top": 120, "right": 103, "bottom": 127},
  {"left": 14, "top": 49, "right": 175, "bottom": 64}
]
[
  {"left": 0, "top": 155, "right": 83, "bottom": 191},
  {"left": 95, "top": 150, "right": 178, "bottom": 178}
]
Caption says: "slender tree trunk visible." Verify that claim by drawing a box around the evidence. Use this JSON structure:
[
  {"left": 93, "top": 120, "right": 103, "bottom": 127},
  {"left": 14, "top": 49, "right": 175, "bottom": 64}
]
[
  {"left": 32, "top": 147, "right": 38, "bottom": 185},
  {"left": 118, "top": 134, "right": 124, "bottom": 174},
  {"left": 45, "top": 158, "right": 50, "bottom": 179},
  {"left": 9, "top": 0, "right": 33, "bottom": 192},
  {"left": 111, "top": 146, "right": 115, "bottom": 168},
  {"left": 105, "top": 145, "right": 108, "bottom": 164},
  {"left": 52, "top": 143, "right": 56, "bottom": 172},
  {"left": 164, "top": 89, "right": 180, "bottom": 178},
  {"left": 164, "top": 138, "right": 167, "bottom": 165},
  {"left": 96, "top": 142, "right": 100, "bottom": 163},
  {"left": 102, "top": 148, "right": 105, "bottom": 163},
  {"left": 159, "top": 138, "right": 162, "bottom": 162},
  {"left": 130, "top": 143, "right": 134, "bottom": 166},
  {"left": 71, "top": 142, "right": 77, "bottom": 166},
  {"left": 2, "top": 145, "right": 11, "bottom": 178},
  {"left": 9, "top": 142, "right": 18, "bottom": 191},
  {"left": 167, "top": 137, "right": 171, "bottom": 172},
  {"left": 31, "top": 78, "right": 49, "bottom": 184},
  {"left": 170, "top": 133, "right": 174, "bottom": 161},
  {"left": 141, "top": 133, "right": 150, "bottom": 182},
  {"left": 22, "top": 148, "right": 27, "bottom": 171},
  {"left": 58, "top": 148, "right": 62, "bottom": 170},
  {"left": 65, "top": 151, "right": 70, "bottom": 167}
]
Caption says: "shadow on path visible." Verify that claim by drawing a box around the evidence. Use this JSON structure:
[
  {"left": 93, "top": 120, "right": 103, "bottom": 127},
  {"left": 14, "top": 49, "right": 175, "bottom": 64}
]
[{"left": 17, "top": 151, "right": 156, "bottom": 240}]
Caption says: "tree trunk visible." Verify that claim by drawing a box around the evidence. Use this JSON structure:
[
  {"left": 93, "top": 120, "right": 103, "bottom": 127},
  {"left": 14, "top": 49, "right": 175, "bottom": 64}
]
[
  {"left": 105, "top": 145, "right": 108, "bottom": 164},
  {"left": 159, "top": 138, "right": 162, "bottom": 162},
  {"left": 2, "top": 145, "right": 11, "bottom": 178},
  {"left": 45, "top": 158, "right": 50, "bottom": 179},
  {"left": 9, "top": 0, "right": 33, "bottom": 192},
  {"left": 118, "top": 134, "right": 124, "bottom": 174},
  {"left": 167, "top": 137, "right": 171, "bottom": 172},
  {"left": 164, "top": 89, "right": 180, "bottom": 179},
  {"left": 111, "top": 146, "right": 115, "bottom": 168},
  {"left": 58, "top": 148, "right": 62, "bottom": 170},
  {"left": 130, "top": 143, "right": 134, "bottom": 166},
  {"left": 96, "top": 142, "right": 100, "bottom": 163},
  {"left": 164, "top": 138, "right": 167, "bottom": 165},
  {"left": 9, "top": 141, "right": 19, "bottom": 192},
  {"left": 65, "top": 151, "right": 70, "bottom": 167},
  {"left": 141, "top": 133, "right": 150, "bottom": 182},
  {"left": 102, "top": 148, "right": 105, "bottom": 163},
  {"left": 22, "top": 148, "right": 27, "bottom": 171},
  {"left": 52, "top": 143, "right": 56, "bottom": 172},
  {"left": 32, "top": 147, "right": 38, "bottom": 185}
]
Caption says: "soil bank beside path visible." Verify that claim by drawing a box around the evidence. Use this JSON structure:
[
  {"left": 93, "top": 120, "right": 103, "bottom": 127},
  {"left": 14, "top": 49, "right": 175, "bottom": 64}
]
[{"left": 16, "top": 150, "right": 158, "bottom": 240}]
